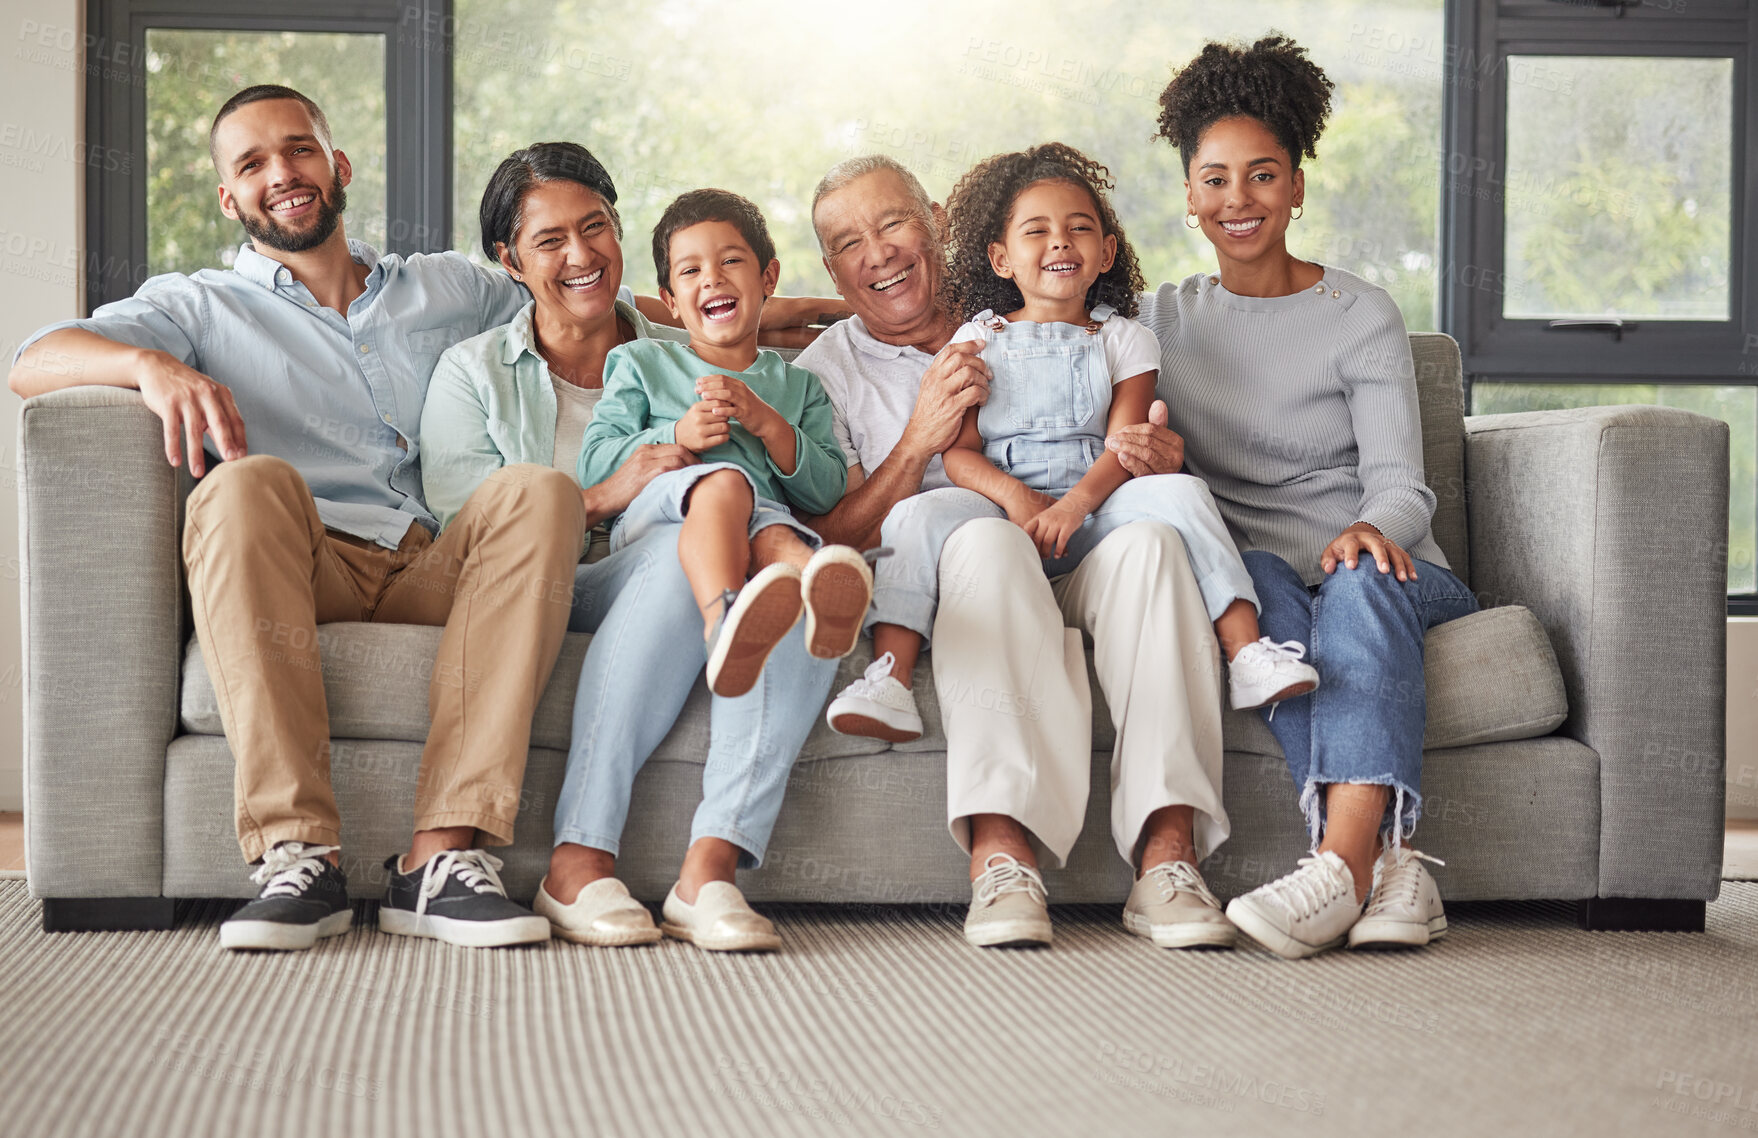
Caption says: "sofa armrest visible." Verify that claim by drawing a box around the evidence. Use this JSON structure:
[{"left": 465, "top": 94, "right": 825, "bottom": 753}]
[
  {"left": 18, "top": 387, "right": 191, "bottom": 897},
  {"left": 1465, "top": 405, "right": 1727, "bottom": 901}
]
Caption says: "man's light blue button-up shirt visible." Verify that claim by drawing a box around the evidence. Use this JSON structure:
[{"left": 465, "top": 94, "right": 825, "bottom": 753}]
[{"left": 18, "top": 240, "right": 526, "bottom": 548}]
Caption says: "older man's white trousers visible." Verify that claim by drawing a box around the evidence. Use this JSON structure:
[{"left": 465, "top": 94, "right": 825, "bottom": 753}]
[{"left": 931, "top": 518, "right": 1229, "bottom": 867}]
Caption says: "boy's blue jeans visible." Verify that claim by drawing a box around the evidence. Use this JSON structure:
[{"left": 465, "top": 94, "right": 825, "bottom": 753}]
[
  {"left": 1243, "top": 549, "right": 1479, "bottom": 846},
  {"left": 554, "top": 520, "right": 835, "bottom": 868}
]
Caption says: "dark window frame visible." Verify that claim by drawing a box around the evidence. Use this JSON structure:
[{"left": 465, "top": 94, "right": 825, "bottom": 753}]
[
  {"left": 1441, "top": 0, "right": 1758, "bottom": 612},
  {"left": 83, "top": 0, "right": 453, "bottom": 313}
]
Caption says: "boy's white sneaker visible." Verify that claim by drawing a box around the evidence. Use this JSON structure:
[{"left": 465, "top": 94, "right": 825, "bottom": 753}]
[
  {"left": 1224, "top": 851, "right": 1361, "bottom": 959},
  {"left": 704, "top": 563, "right": 803, "bottom": 698},
  {"left": 1229, "top": 637, "right": 1320, "bottom": 710},
  {"left": 1349, "top": 847, "right": 1448, "bottom": 949},
  {"left": 801, "top": 545, "right": 874, "bottom": 659},
  {"left": 826, "top": 652, "right": 923, "bottom": 742}
]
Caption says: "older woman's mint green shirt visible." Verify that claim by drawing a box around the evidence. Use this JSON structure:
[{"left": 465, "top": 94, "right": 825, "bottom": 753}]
[{"left": 420, "top": 294, "right": 656, "bottom": 529}]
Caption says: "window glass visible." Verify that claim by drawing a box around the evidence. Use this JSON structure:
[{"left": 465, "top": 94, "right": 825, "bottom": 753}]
[
  {"left": 453, "top": 0, "right": 1443, "bottom": 329},
  {"left": 1501, "top": 55, "right": 1731, "bottom": 321},
  {"left": 145, "top": 30, "right": 387, "bottom": 276},
  {"left": 1471, "top": 382, "right": 1755, "bottom": 593}
]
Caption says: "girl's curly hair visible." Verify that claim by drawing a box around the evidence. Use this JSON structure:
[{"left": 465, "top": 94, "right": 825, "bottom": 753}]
[
  {"left": 1154, "top": 35, "right": 1335, "bottom": 174},
  {"left": 944, "top": 142, "right": 1144, "bottom": 322}
]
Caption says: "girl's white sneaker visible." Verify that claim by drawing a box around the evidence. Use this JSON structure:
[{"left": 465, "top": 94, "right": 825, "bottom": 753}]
[
  {"left": 1229, "top": 637, "right": 1320, "bottom": 710},
  {"left": 1224, "top": 851, "right": 1361, "bottom": 959},
  {"left": 826, "top": 652, "right": 923, "bottom": 741}
]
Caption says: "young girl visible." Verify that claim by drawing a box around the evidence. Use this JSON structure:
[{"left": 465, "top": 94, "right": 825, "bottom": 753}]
[{"left": 827, "top": 143, "right": 1318, "bottom": 742}]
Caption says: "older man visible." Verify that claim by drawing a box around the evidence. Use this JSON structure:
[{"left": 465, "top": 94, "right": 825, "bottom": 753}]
[{"left": 796, "top": 155, "right": 1233, "bottom": 950}]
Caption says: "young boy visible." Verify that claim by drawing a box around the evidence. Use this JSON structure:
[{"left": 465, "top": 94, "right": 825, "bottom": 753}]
[{"left": 577, "top": 189, "right": 871, "bottom": 697}]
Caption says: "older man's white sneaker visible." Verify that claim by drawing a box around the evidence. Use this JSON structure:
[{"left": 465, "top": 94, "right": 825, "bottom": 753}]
[
  {"left": 1124, "top": 861, "right": 1236, "bottom": 950},
  {"left": 1229, "top": 637, "right": 1320, "bottom": 710},
  {"left": 965, "top": 853, "right": 1052, "bottom": 948},
  {"left": 1225, "top": 851, "right": 1360, "bottom": 959},
  {"left": 1349, "top": 847, "right": 1447, "bottom": 949}
]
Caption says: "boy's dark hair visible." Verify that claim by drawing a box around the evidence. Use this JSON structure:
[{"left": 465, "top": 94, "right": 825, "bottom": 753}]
[
  {"left": 209, "top": 85, "right": 332, "bottom": 169},
  {"left": 478, "top": 142, "right": 622, "bottom": 267},
  {"left": 652, "top": 188, "right": 776, "bottom": 292},
  {"left": 944, "top": 142, "right": 1144, "bottom": 323},
  {"left": 1154, "top": 35, "right": 1335, "bottom": 175}
]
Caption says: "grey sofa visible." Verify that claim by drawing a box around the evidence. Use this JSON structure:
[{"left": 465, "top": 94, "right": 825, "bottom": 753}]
[{"left": 16, "top": 333, "right": 1728, "bottom": 932}]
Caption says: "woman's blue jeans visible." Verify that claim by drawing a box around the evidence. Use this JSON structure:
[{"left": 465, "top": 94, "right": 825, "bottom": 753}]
[
  {"left": 553, "top": 521, "right": 835, "bottom": 868},
  {"left": 1243, "top": 550, "right": 1479, "bottom": 846}
]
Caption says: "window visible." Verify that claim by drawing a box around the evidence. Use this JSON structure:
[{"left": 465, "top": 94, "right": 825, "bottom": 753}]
[
  {"left": 450, "top": 0, "right": 1444, "bottom": 329},
  {"left": 145, "top": 30, "right": 387, "bottom": 276},
  {"left": 1446, "top": 0, "right": 1758, "bottom": 606},
  {"left": 1501, "top": 55, "right": 1731, "bottom": 322},
  {"left": 82, "top": 1, "right": 450, "bottom": 312}
]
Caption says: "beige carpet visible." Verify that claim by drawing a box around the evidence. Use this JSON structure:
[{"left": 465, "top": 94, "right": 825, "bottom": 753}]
[{"left": 2, "top": 880, "right": 1755, "bottom": 1138}]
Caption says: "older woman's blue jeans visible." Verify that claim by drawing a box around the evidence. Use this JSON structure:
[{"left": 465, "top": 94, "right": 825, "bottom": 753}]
[
  {"left": 554, "top": 520, "right": 835, "bottom": 868},
  {"left": 1242, "top": 550, "right": 1479, "bottom": 846}
]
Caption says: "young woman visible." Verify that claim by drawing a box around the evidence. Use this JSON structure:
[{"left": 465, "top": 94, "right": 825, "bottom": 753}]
[{"left": 1137, "top": 36, "right": 1480, "bottom": 958}]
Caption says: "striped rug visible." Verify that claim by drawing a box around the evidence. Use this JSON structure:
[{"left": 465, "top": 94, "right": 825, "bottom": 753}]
[{"left": 3, "top": 881, "right": 1755, "bottom": 1137}]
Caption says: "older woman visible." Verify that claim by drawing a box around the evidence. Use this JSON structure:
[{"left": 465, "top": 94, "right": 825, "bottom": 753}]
[
  {"left": 1119, "top": 36, "right": 1480, "bottom": 959},
  {"left": 421, "top": 143, "right": 836, "bottom": 952}
]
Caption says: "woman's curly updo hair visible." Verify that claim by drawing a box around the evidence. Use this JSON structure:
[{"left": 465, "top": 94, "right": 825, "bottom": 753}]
[
  {"left": 944, "top": 142, "right": 1144, "bottom": 323},
  {"left": 1154, "top": 35, "right": 1335, "bottom": 174}
]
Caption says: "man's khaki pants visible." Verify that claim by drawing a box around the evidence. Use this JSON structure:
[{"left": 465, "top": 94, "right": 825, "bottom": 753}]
[
  {"left": 182, "top": 455, "right": 586, "bottom": 863},
  {"left": 932, "top": 518, "right": 1229, "bottom": 868}
]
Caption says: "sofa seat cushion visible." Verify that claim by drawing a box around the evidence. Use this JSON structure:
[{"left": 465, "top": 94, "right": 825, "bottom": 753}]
[
  {"left": 178, "top": 626, "right": 894, "bottom": 766},
  {"left": 1213, "top": 603, "right": 1568, "bottom": 758},
  {"left": 179, "top": 605, "right": 1565, "bottom": 761}
]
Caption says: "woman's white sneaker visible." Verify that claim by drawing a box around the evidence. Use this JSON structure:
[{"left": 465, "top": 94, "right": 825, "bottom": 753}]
[
  {"left": 1349, "top": 847, "right": 1448, "bottom": 949},
  {"left": 1224, "top": 851, "right": 1361, "bottom": 959},
  {"left": 534, "top": 875, "right": 662, "bottom": 947},
  {"left": 661, "top": 881, "right": 781, "bottom": 952},
  {"left": 1229, "top": 637, "right": 1320, "bottom": 710},
  {"left": 826, "top": 652, "right": 923, "bottom": 741}
]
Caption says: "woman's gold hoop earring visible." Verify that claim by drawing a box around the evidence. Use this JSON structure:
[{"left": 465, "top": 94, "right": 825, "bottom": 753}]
[
  {"left": 1291, "top": 205, "right": 1304, "bottom": 221},
  {"left": 1185, "top": 213, "right": 1201, "bottom": 229}
]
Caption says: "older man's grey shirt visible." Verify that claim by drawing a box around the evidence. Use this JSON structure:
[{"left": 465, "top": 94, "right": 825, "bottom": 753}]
[
  {"left": 794, "top": 314, "right": 953, "bottom": 492},
  {"left": 1137, "top": 266, "right": 1446, "bottom": 586}
]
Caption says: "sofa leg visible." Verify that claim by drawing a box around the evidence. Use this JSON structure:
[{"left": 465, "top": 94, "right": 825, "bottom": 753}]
[
  {"left": 41, "top": 897, "right": 176, "bottom": 933},
  {"left": 1576, "top": 897, "right": 1706, "bottom": 932}
]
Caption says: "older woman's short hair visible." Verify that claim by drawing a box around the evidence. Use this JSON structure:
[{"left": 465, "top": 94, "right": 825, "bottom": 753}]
[
  {"left": 478, "top": 142, "right": 621, "bottom": 267},
  {"left": 809, "top": 155, "right": 938, "bottom": 250}
]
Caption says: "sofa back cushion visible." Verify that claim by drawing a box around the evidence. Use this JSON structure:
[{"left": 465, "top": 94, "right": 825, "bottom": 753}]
[{"left": 1411, "top": 332, "right": 1468, "bottom": 584}]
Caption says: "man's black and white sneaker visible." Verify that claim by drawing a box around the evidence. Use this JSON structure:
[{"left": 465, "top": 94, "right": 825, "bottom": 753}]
[
  {"left": 379, "top": 849, "right": 550, "bottom": 948},
  {"left": 220, "top": 842, "right": 352, "bottom": 951}
]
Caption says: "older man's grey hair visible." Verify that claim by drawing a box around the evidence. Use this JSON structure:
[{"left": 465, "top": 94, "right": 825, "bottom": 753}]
[{"left": 810, "top": 155, "right": 938, "bottom": 250}]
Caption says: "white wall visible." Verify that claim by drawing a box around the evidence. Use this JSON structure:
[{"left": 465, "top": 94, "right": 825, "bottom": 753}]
[
  {"left": 0, "top": 0, "right": 1750, "bottom": 821},
  {"left": 0, "top": 0, "right": 83, "bottom": 810}
]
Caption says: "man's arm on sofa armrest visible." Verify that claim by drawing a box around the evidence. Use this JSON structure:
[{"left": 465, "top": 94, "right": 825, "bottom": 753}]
[
  {"left": 1465, "top": 405, "right": 1728, "bottom": 901},
  {"left": 19, "top": 387, "right": 192, "bottom": 897}
]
